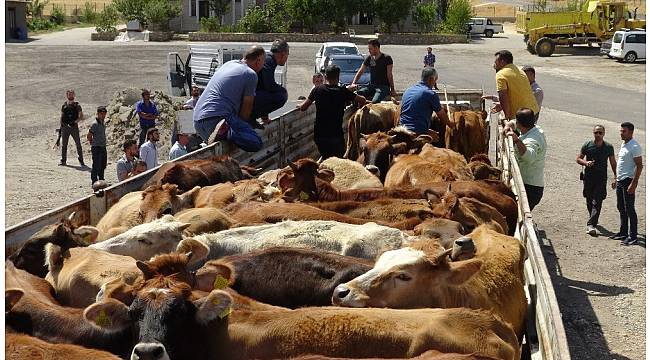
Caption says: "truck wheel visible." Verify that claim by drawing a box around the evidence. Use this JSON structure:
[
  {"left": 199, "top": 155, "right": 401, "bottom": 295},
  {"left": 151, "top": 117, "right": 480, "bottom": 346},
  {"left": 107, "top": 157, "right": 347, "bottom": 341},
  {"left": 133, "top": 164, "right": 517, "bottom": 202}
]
[
  {"left": 527, "top": 42, "right": 537, "bottom": 54},
  {"left": 485, "top": 29, "right": 494, "bottom": 38},
  {"left": 624, "top": 51, "right": 637, "bottom": 63},
  {"left": 535, "top": 38, "right": 555, "bottom": 57}
]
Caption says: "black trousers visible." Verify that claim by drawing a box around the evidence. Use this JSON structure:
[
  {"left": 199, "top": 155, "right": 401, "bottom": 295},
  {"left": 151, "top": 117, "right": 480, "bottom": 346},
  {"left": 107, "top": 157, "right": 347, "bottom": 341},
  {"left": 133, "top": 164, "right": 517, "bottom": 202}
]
[
  {"left": 139, "top": 123, "right": 155, "bottom": 147},
  {"left": 315, "top": 136, "right": 345, "bottom": 160},
  {"left": 616, "top": 177, "right": 637, "bottom": 239},
  {"left": 60, "top": 123, "right": 84, "bottom": 164},
  {"left": 524, "top": 184, "right": 544, "bottom": 211},
  {"left": 91, "top": 146, "right": 107, "bottom": 184},
  {"left": 583, "top": 177, "right": 607, "bottom": 226}
]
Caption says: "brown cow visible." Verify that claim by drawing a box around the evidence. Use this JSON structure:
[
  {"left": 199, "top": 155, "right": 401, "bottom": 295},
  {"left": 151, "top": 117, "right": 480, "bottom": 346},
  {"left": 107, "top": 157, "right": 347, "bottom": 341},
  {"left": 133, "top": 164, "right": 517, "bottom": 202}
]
[
  {"left": 202, "top": 247, "right": 373, "bottom": 308},
  {"left": 418, "top": 144, "right": 474, "bottom": 180},
  {"left": 194, "top": 179, "right": 280, "bottom": 208},
  {"left": 5, "top": 332, "right": 121, "bottom": 360},
  {"left": 468, "top": 154, "right": 502, "bottom": 180},
  {"left": 445, "top": 110, "right": 489, "bottom": 161},
  {"left": 344, "top": 101, "right": 401, "bottom": 161},
  {"left": 8, "top": 213, "right": 98, "bottom": 278},
  {"left": 290, "top": 351, "right": 501, "bottom": 360},
  {"left": 311, "top": 198, "right": 434, "bottom": 224},
  {"left": 91, "top": 255, "right": 520, "bottom": 360},
  {"left": 333, "top": 225, "right": 527, "bottom": 336},
  {"left": 430, "top": 186, "right": 509, "bottom": 234},
  {"left": 5, "top": 261, "right": 134, "bottom": 357},
  {"left": 95, "top": 183, "right": 199, "bottom": 240},
  {"left": 174, "top": 207, "right": 235, "bottom": 236},
  {"left": 142, "top": 155, "right": 258, "bottom": 192},
  {"left": 384, "top": 153, "right": 470, "bottom": 188}
]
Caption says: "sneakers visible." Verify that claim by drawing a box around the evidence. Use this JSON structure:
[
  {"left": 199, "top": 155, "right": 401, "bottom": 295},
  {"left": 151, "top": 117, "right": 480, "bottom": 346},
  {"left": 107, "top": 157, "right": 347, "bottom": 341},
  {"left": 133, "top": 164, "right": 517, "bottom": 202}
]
[
  {"left": 609, "top": 233, "right": 627, "bottom": 240},
  {"left": 623, "top": 237, "right": 639, "bottom": 246},
  {"left": 586, "top": 226, "right": 597, "bottom": 236}
]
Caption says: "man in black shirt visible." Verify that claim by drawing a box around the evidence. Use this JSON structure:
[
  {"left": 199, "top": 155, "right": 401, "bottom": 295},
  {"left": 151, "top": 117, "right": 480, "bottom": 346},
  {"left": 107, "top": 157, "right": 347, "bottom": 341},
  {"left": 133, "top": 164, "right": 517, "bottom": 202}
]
[
  {"left": 299, "top": 64, "right": 367, "bottom": 159},
  {"left": 59, "top": 89, "right": 86, "bottom": 167},
  {"left": 576, "top": 124, "right": 617, "bottom": 236},
  {"left": 350, "top": 39, "right": 397, "bottom": 103}
]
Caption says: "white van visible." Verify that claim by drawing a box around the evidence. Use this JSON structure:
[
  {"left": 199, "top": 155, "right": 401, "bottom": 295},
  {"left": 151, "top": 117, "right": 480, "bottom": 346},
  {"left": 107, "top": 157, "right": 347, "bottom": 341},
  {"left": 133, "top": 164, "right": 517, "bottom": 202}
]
[{"left": 609, "top": 29, "right": 646, "bottom": 63}]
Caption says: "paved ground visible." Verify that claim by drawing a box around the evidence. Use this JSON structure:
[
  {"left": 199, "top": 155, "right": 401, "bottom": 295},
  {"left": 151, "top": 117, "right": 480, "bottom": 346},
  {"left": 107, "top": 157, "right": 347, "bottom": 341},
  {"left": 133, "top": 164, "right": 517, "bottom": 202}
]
[{"left": 5, "top": 25, "right": 646, "bottom": 360}]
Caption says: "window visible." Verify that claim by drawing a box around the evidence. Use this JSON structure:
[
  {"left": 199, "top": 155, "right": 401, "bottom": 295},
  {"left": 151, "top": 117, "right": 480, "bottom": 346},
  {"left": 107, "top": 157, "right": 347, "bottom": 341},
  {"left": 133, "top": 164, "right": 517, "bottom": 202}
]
[
  {"left": 639, "top": 34, "right": 646, "bottom": 43},
  {"left": 487, "top": 19, "right": 493, "bottom": 25},
  {"left": 613, "top": 32, "right": 623, "bottom": 43},
  {"left": 625, "top": 34, "right": 638, "bottom": 43},
  {"left": 190, "top": 0, "right": 197, "bottom": 17},
  {"left": 476, "top": 19, "right": 484, "bottom": 25}
]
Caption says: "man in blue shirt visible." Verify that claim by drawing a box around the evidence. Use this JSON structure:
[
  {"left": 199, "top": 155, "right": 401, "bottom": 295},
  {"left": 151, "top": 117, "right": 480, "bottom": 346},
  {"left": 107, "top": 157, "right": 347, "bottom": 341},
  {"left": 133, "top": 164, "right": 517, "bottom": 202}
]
[
  {"left": 136, "top": 89, "right": 159, "bottom": 147},
  {"left": 249, "top": 39, "right": 289, "bottom": 127},
  {"left": 398, "top": 67, "right": 450, "bottom": 147},
  {"left": 423, "top": 47, "right": 435, "bottom": 67},
  {"left": 193, "top": 46, "right": 266, "bottom": 152}
]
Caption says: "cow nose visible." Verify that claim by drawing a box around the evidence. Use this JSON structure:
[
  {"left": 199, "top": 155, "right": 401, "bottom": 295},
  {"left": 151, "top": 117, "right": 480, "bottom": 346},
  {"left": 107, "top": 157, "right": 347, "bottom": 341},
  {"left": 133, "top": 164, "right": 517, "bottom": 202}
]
[
  {"left": 333, "top": 284, "right": 351, "bottom": 299},
  {"left": 455, "top": 236, "right": 474, "bottom": 249},
  {"left": 132, "top": 342, "right": 167, "bottom": 360}
]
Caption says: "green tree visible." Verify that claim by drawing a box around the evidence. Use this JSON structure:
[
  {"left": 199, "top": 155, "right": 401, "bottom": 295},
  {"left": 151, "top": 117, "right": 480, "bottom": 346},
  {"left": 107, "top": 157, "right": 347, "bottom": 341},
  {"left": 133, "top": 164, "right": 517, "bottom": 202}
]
[
  {"left": 412, "top": 1, "right": 438, "bottom": 32},
  {"left": 238, "top": 5, "right": 268, "bottom": 32},
  {"left": 286, "top": 0, "right": 327, "bottom": 33},
  {"left": 28, "top": 0, "right": 49, "bottom": 18},
  {"left": 95, "top": 4, "right": 119, "bottom": 33},
  {"left": 264, "top": 0, "right": 291, "bottom": 32},
  {"left": 374, "top": 0, "right": 414, "bottom": 33},
  {"left": 113, "top": 0, "right": 147, "bottom": 24},
  {"left": 443, "top": 0, "right": 471, "bottom": 33},
  {"left": 50, "top": 4, "right": 66, "bottom": 25},
  {"left": 143, "top": 0, "right": 181, "bottom": 31},
  {"left": 208, "top": 0, "right": 231, "bottom": 24},
  {"left": 238, "top": 0, "right": 290, "bottom": 33},
  {"left": 80, "top": 2, "right": 98, "bottom": 23}
]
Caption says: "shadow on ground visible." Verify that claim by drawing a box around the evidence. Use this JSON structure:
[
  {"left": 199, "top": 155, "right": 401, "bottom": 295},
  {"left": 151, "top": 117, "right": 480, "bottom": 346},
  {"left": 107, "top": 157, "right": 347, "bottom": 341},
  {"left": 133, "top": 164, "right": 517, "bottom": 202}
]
[{"left": 536, "top": 229, "right": 635, "bottom": 360}]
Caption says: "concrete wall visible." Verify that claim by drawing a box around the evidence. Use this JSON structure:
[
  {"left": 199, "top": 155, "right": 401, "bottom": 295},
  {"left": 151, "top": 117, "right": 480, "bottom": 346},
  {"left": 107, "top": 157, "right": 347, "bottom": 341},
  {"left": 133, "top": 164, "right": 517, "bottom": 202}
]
[
  {"left": 6, "top": 1, "right": 28, "bottom": 41},
  {"left": 189, "top": 32, "right": 467, "bottom": 45}
]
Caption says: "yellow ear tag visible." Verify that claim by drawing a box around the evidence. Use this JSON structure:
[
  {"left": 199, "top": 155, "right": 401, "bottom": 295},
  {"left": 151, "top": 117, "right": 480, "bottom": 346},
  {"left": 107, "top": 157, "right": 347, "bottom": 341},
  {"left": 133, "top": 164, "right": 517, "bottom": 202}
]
[
  {"left": 213, "top": 274, "right": 229, "bottom": 290},
  {"left": 299, "top": 191, "right": 310, "bottom": 201},
  {"left": 218, "top": 306, "right": 232, "bottom": 319},
  {"left": 95, "top": 309, "right": 112, "bottom": 328}
]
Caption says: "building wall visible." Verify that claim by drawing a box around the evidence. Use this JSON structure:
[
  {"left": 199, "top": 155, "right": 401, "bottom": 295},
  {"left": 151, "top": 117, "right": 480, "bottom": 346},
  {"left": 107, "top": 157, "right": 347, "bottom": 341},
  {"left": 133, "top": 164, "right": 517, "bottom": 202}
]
[{"left": 6, "top": 1, "right": 28, "bottom": 41}]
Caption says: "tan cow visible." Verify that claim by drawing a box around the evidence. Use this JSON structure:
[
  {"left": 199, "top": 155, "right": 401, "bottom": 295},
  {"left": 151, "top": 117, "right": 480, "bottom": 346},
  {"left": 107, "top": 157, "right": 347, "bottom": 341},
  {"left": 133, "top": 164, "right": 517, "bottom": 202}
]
[
  {"left": 95, "top": 184, "right": 199, "bottom": 240},
  {"left": 344, "top": 101, "right": 400, "bottom": 160},
  {"left": 174, "top": 207, "right": 234, "bottom": 236},
  {"left": 290, "top": 351, "right": 501, "bottom": 360},
  {"left": 445, "top": 110, "right": 489, "bottom": 161},
  {"left": 418, "top": 144, "right": 474, "bottom": 180},
  {"left": 5, "top": 332, "right": 121, "bottom": 360},
  {"left": 319, "top": 157, "right": 383, "bottom": 189},
  {"left": 384, "top": 153, "right": 472, "bottom": 188},
  {"left": 430, "top": 186, "right": 508, "bottom": 234},
  {"left": 89, "top": 254, "right": 520, "bottom": 360},
  {"left": 194, "top": 179, "right": 279, "bottom": 208},
  {"left": 333, "top": 225, "right": 527, "bottom": 336}
]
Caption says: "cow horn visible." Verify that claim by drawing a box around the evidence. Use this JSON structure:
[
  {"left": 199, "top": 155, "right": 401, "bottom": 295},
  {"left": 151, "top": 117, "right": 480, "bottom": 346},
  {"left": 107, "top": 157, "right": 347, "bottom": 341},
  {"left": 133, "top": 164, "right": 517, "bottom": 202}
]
[
  {"left": 67, "top": 212, "right": 77, "bottom": 221},
  {"left": 185, "top": 251, "right": 193, "bottom": 261},
  {"left": 360, "top": 133, "right": 370, "bottom": 140},
  {"left": 435, "top": 248, "right": 452, "bottom": 263},
  {"left": 389, "top": 135, "right": 397, "bottom": 143}
]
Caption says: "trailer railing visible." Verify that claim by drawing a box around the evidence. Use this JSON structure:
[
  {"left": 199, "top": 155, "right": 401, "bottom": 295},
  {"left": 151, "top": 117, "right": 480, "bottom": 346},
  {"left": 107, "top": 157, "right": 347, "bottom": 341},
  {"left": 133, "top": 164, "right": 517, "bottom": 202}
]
[{"left": 496, "top": 120, "right": 571, "bottom": 360}]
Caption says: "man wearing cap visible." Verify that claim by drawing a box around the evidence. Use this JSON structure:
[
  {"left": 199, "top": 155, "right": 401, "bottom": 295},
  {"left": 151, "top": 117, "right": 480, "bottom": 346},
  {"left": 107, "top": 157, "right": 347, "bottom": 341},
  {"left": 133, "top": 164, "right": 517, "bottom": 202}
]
[
  {"left": 139, "top": 127, "right": 160, "bottom": 170},
  {"left": 249, "top": 39, "right": 290, "bottom": 127},
  {"left": 169, "top": 132, "right": 190, "bottom": 160},
  {"left": 87, "top": 106, "right": 108, "bottom": 185},
  {"left": 193, "top": 45, "right": 266, "bottom": 152},
  {"left": 136, "top": 89, "right": 159, "bottom": 147}
]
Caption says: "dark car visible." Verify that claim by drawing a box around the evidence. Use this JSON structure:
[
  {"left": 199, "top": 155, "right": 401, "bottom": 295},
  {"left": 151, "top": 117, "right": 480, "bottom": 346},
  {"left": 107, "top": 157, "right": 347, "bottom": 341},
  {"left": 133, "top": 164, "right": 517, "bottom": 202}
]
[{"left": 321, "top": 54, "right": 370, "bottom": 86}]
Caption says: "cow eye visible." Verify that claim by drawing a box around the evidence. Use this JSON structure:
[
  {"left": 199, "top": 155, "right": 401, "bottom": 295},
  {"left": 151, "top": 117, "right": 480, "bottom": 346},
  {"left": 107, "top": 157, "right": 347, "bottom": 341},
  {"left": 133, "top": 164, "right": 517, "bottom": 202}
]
[
  {"left": 162, "top": 207, "right": 173, "bottom": 215},
  {"left": 138, "top": 238, "right": 152, "bottom": 245},
  {"left": 396, "top": 273, "right": 412, "bottom": 281}
]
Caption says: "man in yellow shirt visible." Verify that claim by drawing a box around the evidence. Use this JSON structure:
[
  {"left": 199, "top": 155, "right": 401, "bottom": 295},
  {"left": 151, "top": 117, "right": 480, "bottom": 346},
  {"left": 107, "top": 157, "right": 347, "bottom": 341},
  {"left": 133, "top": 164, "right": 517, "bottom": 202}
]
[{"left": 484, "top": 50, "right": 539, "bottom": 121}]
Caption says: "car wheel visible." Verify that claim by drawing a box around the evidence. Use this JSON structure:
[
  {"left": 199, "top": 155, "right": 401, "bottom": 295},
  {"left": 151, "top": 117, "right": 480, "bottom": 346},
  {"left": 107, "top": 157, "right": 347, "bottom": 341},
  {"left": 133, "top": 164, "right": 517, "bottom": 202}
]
[
  {"left": 535, "top": 37, "right": 555, "bottom": 57},
  {"left": 527, "top": 42, "right": 537, "bottom": 54},
  {"left": 607, "top": 55, "right": 613, "bottom": 59},
  {"left": 485, "top": 29, "right": 494, "bottom": 38},
  {"left": 624, "top": 51, "right": 637, "bottom": 63}
]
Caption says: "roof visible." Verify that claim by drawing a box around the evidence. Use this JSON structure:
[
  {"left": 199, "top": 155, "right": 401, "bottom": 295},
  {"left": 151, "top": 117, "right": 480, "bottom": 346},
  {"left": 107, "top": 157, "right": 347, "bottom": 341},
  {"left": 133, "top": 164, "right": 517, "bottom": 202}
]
[
  {"left": 323, "top": 42, "right": 357, "bottom": 47},
  {"left": 327, "top": 54, "right": 365, "bottom": 60}
]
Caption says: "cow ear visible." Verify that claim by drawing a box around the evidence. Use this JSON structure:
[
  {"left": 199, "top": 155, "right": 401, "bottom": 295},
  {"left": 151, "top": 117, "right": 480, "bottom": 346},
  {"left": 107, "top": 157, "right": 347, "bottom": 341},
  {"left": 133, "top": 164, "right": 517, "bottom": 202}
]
[
  {"left": 447, "top": 258, "right": 482, "bottom": 284},
  {"left": 180, "top": 186, "right": 201, "bottom": 206},
  {"left": 391, "top": 142, "right": 409, "bottom": 155},
  {"left": 195, "top": 290, "right": 233, "bottom": 324},
  {"left": 176, "top": 238, "right": 209, "bottom": 265},
  {"left": 44, "top": 243, "right": 64, "bottom": 272},
  {"left": 480, "top": 110, "right": 488, "bottom": 120},
  {"left": 97, "top": 278, "right": 136, "bottom": 305},
  {"left": 84, "top": 299, "right": 131, "bottom": 331},
  {"left": 6, "top": 288, "right": 24, "bottom": 311},
  {"left": 195, "top": 261, "right": 234, "bottom": 292},
  {"left": 317, "top": 169, "right": 335, "bottom": 183},
  {"left": 277, "top": 173, "right": 295, "bottom": 192},
  {"left": 73, "top": 226, "right": 99, "bottom": 245},
  {"left": 136, "top": 261, "right": 157, "bottom": 280}
]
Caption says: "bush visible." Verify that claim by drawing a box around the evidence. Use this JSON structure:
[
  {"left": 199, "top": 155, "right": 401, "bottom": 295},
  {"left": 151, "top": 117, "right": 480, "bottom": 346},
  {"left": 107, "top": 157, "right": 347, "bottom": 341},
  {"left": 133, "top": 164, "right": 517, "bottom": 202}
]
[
  {"left": 200, "top": 16, "right": 221, "bottom": 32},
  {"left": 443, "top": 0, "right": 472, "bottom": 34},
  {"left": 28, "top": 18, "right": 55, "bottom": 31},
  {"left": 238, "top": 5, "right": 268, "bottom": 33},
  {"left": 113, "top": 0, "right": 146, "bottom": 24},
  {"left": 50, "top": 5, "right": 66, "bottom": 25},
  {"left": 237, "top": 1, "right": 290, "bottom": 34},
  {"left": 143, "top": 0, "right": 181, "bottom": 31},
  {"left": 412, "top": 2, "right": 438, "bottom": 33},
  {"left": 28, "top": 0, "right": 49, "bottom": 18},
  {"left": 95, "top": 4, "right": 119, "bottom": 33},
  {"left": 79, "top": 2, "right": 98, "bottom": 23}
]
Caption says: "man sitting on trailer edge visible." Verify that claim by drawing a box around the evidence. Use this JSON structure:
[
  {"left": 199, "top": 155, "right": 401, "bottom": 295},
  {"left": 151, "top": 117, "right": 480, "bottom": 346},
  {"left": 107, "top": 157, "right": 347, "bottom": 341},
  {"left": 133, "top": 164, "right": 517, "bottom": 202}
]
[
  {"left": 192, "top": 45, "right": 266, "bottom": 152},
  {"left": 249, "top": 39, "right": 290, "bottom": 128},
  {"left": 398, "top": 67, "right": 450, "bottom": 148}
]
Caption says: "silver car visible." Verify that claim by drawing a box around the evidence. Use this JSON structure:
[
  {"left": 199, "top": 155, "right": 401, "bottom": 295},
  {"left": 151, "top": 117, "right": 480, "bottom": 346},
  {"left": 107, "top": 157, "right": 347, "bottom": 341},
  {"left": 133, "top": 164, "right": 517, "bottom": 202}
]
[{"left": 315, "top": 42, "right": 361, "bottom": 73}]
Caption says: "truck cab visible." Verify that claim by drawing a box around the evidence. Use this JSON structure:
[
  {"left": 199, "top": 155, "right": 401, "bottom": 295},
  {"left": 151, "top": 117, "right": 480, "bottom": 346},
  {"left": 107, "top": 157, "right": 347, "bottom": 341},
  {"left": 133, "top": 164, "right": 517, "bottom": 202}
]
[{"left": 467, "top": 17, "right": 504, "bottom": 37}]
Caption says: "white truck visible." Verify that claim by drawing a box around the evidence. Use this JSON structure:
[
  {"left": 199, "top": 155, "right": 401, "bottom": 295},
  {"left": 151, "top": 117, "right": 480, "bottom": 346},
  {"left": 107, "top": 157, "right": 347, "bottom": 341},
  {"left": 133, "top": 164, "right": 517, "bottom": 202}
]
[{"left": 467, "top": 17, "right": 504, "bottom": 37}]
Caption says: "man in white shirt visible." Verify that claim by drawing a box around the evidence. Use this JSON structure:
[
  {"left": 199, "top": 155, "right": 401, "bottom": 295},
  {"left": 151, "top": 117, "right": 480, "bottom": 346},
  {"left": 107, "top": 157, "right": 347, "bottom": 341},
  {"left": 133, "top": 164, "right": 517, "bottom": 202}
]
[
  {"left": 139, "top": 127, "right": 159, "bottom": 170},
  {"left": 610, "top": 122, "right": 643, "bottom": 245},
  {"left": 169, "top": 133, "right": 189, "bottom": 160},
  {"left": 183, "top": 86, "right": 200, "bottom": 110}
]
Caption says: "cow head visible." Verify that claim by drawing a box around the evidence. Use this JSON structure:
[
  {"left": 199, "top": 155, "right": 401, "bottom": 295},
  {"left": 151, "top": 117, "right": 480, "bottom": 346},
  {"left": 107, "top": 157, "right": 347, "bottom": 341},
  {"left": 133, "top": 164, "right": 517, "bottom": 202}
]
[
  {"left": 87, "top": 245, "right": 232, "bottom": 360},
  {"left": 430, "top": 185, "right": 460, "bottom": 220},
  {"left": 413, "top": 218, "right": 465, "bottom": 249},
  {"left": 332, "top": 242, "right": 482, "bottom": 308},
  {"left": 140, "top": 184, "right": 200, "bottom": 222},
  {"left": 90, "top": 215, "right": 191, "bottom": 261},
  {"left": 360, "top": 128, "right": 434, "bottom": 182},
  {"left": 278, "top": 158, "right": 333, "bottom": 202},
  {"left": 8, "top": 212, "right": 99, "bottom": 277}
]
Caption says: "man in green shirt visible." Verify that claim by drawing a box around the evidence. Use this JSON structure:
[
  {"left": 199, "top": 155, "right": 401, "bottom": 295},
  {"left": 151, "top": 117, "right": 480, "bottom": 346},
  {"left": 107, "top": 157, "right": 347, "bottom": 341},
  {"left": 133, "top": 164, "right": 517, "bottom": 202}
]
[
  {"left": 576, "top": 125, "right": 616, "bottom": 236},
  {"left": 505, "top": 108, "right": 547, "bottom": 211}
]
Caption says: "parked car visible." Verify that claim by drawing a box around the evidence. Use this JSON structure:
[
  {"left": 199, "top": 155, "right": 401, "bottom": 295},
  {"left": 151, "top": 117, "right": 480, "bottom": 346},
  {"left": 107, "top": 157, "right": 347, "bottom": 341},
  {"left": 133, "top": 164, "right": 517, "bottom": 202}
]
[
  {"left": 609, "top": 28, "right": 646, "bottom": 62},
  {"left": 600, "top": 39, "right": 613, "bottom": 58},
  {"left": 321, "top": 55, "right": 370, "bottom": 86},
  {"left": 467, "top": 17, "right": 504, "bottom": 37},
  {"left": 315, "top": 42, "right": 361, "bottom": 73}
]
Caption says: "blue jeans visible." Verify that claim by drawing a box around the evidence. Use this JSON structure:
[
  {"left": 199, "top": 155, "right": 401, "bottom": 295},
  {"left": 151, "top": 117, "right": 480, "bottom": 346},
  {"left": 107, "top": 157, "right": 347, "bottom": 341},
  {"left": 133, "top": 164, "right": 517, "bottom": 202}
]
[
  {"left": 194, "top": 115, "right": 263, "bottom": 153},
  {"left": 194, "top": 116, "right": 222, "bottom": 143},
  {"left": 616, "top": 177, "right": 637, "bottom": 239},
  {"left": 357, "top": 84, "right": 390, "bottom": 103},
  {"left": 250, "top": 88, "right": 288, "bottom": 120}
]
